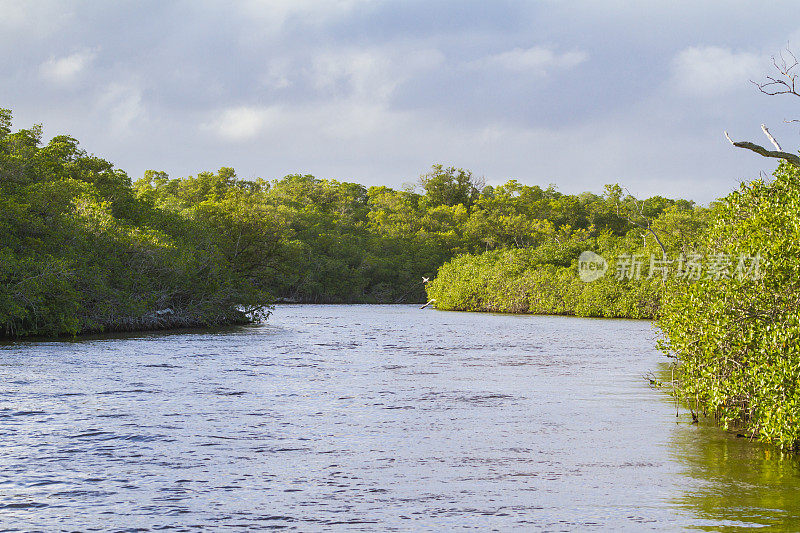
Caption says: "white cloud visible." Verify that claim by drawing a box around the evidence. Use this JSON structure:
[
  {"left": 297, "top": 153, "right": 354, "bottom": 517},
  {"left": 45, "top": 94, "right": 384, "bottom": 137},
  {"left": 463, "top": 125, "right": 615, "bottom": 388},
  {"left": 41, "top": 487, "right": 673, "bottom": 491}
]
[
  {"left": 206, "top": 100, "right": 399, "bottom": 143},
  {"left": 470, "top": 46, "right": 587, "bottom": 74},
  {"left": 206, "top": 106, "right": 280, "bottom": 141},
  {"left": 310, "top": 47, "right": 444, "bottom": 102},
  {"left": 672, "top": 46, "right": 762, "bottom": 97},
  {"left": 238, "top": 0, "right": 370, "bottom": 34},
  {"left": 0, "top": 1, "right": 29, "bottom": 29},
  {"left": 99, "top": 83, "right": 144, "bottom": 133},
  {"left": 39, "top": 49, "right": 97, "bottom": 85}
]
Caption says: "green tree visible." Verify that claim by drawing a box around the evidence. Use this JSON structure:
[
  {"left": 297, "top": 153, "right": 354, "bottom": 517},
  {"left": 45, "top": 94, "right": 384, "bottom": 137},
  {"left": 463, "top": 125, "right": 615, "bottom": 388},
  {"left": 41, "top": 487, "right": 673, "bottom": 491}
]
[
  {"left": 419, "top": 164, "right": 483, "bottom": 210},
  {"left": 659, "top": 162, "right": 800, "bottom": 450}
]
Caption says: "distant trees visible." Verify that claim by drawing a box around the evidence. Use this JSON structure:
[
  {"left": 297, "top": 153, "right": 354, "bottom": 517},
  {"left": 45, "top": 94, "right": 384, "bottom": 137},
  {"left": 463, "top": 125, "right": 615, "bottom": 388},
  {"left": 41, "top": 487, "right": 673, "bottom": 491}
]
[
  {"left": 419, "top": 165, "right": 483, "bottom": 210},
  {"left": 117, "top": 159, "right": 699, "bottom": 309},
  {"left": 426, "top": 188, "right": 706, "bottom": 318},
  {"left": 0, "top": 106, "right": 702, "bottom": 337}
]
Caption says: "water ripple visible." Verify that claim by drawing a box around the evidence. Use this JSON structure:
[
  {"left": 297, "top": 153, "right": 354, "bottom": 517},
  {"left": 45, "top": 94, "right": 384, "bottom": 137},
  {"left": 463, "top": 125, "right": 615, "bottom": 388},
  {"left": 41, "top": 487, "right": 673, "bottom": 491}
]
[{"left": 0, "top": 305, "right": 794, "bottom": 530}]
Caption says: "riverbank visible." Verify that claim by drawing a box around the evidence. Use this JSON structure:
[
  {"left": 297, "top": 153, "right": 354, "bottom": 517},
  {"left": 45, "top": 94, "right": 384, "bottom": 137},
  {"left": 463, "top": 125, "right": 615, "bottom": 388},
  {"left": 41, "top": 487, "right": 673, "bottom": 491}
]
[
  {"left": 0, "top": 306, "right": 265, "bottom": 340},
  {"left": 425, "top": 247, "right": 663, "bottom": 319}
]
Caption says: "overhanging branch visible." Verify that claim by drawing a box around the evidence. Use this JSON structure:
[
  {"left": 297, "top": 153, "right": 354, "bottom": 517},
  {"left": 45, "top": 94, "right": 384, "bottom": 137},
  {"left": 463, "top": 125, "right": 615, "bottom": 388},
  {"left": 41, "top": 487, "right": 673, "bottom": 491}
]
[{"left": 724, "top": 131, "right": 800, "bottom": 167}]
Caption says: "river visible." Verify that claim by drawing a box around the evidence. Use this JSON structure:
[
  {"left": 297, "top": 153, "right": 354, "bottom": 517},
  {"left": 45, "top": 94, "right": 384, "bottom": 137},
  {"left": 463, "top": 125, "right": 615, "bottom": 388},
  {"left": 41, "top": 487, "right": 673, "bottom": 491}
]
[{"left": 0, "top": 304, "right": 798, "bottom": 531}]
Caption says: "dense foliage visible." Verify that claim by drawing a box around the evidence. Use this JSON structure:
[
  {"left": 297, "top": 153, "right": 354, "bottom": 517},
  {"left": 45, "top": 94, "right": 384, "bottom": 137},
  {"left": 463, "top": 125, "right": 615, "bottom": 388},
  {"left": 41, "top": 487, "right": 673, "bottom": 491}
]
[
  {"left": 134, "top": 171, "right": 460, "bottom": 304},
  {"left": 426, "top": 187, "right": 708, "bottom": 318},
  {"left": 658, "top": 162, "right": 800, "bottom": 450},
  {"left": 0, "top": 107, "right": 711, "bottom": 336},
  {"left": 139, "top": 166, "right": 704, "bottom": 310},
  {"left": 0, "top": 110, "right": 269, "bottom": 337}
]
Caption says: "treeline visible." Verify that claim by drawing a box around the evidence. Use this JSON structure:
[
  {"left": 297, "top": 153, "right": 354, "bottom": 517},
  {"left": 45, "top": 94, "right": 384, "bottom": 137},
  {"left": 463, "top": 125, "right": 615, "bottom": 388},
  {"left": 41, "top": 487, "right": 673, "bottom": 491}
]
[
  {"left": 426, "top": 185, "right": 709, "bottom": 318},
  {"left": 0, "top": 108, "right": 705, "bottom": 336},
  {"left": 135, "top": 167, "right": 702, "bottom": 307},
  {"left": 0, "top": 110, "right": 270, "bottom": 337},
  {"left": 6, "top": 109, "right": 696, "bottom": 336},
  {"left": 0, "top": 107, "right": 710, "bottom": 337}
]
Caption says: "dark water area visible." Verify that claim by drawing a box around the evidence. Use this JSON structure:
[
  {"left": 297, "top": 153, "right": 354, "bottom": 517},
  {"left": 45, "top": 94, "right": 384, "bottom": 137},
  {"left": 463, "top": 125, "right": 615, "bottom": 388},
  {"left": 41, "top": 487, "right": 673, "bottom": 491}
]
[{"left": 0, "top": 305, "right": 798, "bottom": 531}]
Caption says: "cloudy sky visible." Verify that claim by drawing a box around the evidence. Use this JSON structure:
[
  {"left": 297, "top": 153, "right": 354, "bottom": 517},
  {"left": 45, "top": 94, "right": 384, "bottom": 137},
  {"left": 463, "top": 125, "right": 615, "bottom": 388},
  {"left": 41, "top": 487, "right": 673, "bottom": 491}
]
[{"left": 3, "top": 1, "right": 800, "bottom": 203}]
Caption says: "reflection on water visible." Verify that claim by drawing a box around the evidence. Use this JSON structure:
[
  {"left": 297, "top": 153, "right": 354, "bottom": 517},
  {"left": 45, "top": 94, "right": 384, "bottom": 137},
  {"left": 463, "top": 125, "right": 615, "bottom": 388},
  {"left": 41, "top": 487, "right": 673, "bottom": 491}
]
[
  {"left": 671, "top": 422, "right": 800, "bottom": 531},
  {"left": 0, "top": 304, "right": 797, "bottom": 530}
]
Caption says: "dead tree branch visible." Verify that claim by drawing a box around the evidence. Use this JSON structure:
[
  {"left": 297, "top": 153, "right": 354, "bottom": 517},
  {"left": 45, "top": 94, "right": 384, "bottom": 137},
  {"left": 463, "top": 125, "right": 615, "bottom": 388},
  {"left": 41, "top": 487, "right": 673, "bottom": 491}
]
[
  {"left": 751, "top": 47, "right": 800, "bottom": 97},
  {"left": 724, "top": 130, "right": 800, "bottom": 167},
  {"left": 620, "top": 188, "right": 667, "bottom": 257},
  {"left": 761, "top": 124, "right": 782, "bottom": 150}
]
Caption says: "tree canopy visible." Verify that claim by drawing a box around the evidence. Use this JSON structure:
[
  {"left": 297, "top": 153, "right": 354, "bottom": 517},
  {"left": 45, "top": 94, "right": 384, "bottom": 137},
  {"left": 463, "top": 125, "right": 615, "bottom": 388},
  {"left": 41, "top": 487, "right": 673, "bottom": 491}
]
[{"left": 0, "top": 107, "right": 698, "bottom": 337}]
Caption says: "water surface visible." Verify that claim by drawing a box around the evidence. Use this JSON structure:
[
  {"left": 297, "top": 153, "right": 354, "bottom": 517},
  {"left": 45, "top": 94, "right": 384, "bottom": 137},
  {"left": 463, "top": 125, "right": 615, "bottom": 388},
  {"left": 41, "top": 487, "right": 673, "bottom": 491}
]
[{"left": 0, "top": 305, "right": 798, "bottom": 531}]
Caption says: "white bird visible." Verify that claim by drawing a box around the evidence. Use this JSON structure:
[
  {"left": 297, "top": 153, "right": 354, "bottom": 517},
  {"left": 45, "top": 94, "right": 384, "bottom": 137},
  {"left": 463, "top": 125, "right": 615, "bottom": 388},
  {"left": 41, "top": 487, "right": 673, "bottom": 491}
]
[{"left": 422, "top": 276, "right": 430, "bottom": 284}]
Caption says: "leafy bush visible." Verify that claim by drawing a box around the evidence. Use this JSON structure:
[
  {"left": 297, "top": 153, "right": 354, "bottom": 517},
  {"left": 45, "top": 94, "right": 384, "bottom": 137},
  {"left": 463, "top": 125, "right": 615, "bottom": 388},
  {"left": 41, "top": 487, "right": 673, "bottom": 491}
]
[
  {"left": 659, "top": 162, "right": 800, "bottom": 450},
  {"left": 426, "top": 234, "right": 666, "bottom": 319}
]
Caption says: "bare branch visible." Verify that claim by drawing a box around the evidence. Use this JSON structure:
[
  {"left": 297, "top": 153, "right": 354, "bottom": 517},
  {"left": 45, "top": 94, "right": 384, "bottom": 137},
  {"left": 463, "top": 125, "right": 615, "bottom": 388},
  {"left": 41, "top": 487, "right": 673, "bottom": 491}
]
[
  {"left": 752, "top": 46, "right": 800, "bottom": 97},
  {"left": 752, "top": 76, "right": 800, "bottom": 97},
  {"left": 761, "top": 124, "right": 782, "bottom": 150},
  {"left": 620, "top": 187, "right": 667, "bottom": 257},
  {"left": 724, "top": 131, "right": 800, "bottom": 167}
]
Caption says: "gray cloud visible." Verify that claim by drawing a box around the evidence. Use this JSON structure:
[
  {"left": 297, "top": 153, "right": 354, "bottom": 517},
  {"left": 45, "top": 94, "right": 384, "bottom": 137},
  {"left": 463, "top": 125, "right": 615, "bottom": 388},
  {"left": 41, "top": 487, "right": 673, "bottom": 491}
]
[{"left": 3, "top": 1, "right": 800, "bottom": 203}]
